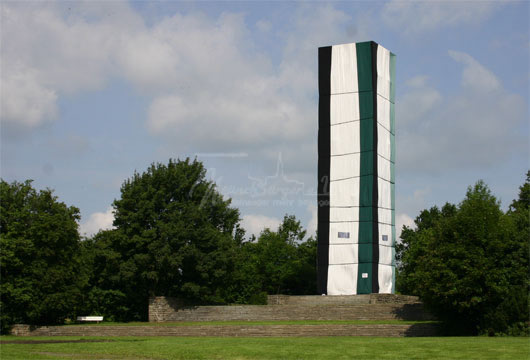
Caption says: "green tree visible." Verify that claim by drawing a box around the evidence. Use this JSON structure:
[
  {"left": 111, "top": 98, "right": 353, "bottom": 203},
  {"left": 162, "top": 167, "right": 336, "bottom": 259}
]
[
  {"left": 77, "top": 230, "right": 130, "bottom": 321},
  {"left": 251, "top": 215, "right": 316, "bottom": 295},
  {"left": 107, "top": 158, "right": 243, "bottom": 320},
  {"left": 224, "top": 215, "right": 317, "bottom": 304},
  {"left": 254, "top": 215, "right": 302, "bottom": 295},
  {"left": 0, "top": 180, "right": 85, "bottom": 332},
  {"left": 397, "top": 178, "right": 529, "bottom": 335},
  {"left": 220, "top": 237, "right": 265, "bottom": 304},
  {"left": 396, "top": 203, "right": 457, "bottom": 295},
  {"left": 499, "top": 171, "right": 530, "bottom": 335}
]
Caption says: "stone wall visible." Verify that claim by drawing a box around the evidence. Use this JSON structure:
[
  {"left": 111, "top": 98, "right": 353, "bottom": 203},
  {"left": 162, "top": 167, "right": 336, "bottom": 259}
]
[
  {"left": 148, "top": 296, "right": 185, "bottom": 322},
  {"left": 148, "top": 295, "right": 433, "bottom": 322},
  {"left": 10, "top": 324, "right": 32, "bottom": 336},
  {"left": 267, "top": 294, "right": 421, "bottom": 305},
  {"left": 10, "top": 323, "right": 438, "bottom": 337},
  {"left": 11, "top": 294, "right": 436, "bottom": 337}
]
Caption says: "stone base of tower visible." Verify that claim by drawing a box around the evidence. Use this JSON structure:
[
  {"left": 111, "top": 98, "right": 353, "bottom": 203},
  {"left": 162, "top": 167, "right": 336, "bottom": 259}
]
[
  {"left": 9, "top": 294, "right": 437, "bottom": 337},
  {"left": 267, "top": 293, "right": 420, "bottom": 306},
  {"left": 148, "top": 294, "right": 434, "bottom": 322}
]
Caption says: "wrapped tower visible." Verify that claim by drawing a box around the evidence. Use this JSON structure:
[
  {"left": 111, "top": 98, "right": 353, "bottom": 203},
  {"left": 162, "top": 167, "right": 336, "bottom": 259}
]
[{"left": 317, "top": 41, "right": 395, "bottom": 295}]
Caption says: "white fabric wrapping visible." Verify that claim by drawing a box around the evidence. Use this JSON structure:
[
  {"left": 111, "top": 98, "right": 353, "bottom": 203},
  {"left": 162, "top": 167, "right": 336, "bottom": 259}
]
[
  {"left": 328, "top": 264, "right": 358, "bottom": 295},
  {"left": 377, "top": 95, "right": 391, "bottom": 131},
  {"left": 330, "top": 43, "right": 358, "bottom": 95},
  {"left": 379, "top": 245, "right": 394, "bottom": 265},
  {"left": 331, "top": 121, "right": 360, "bottom": 155},
  {"left": 376, "top": 43, "right": 396, "bottom": 294},
  {"left": 378, "top": 155, "right": 391, "bottom": 182},
  {"left": 331, "top": 93, "right": 360, "bottom": 125},
  {"left": 329, "top": 244, "right": 357, "bottom": 264},
  {"left": 377, "top": 45, "right": 391, "bottom": 100},
  {"left": 377, "top": 123, "right": 391, "bottom": 160},
  {"left": 325, "top": 42, "right": 395, "bottom": 295},
  {"left": 378, "top": 208, "right": 393, "bottom": 224},
  {"left": 329, "top": 222, "right": 359, "bottom": 244},
  {"left": 378, "top": 178, "right": 392, "bottom": 209},
  {"left": 330, "top": 177, "right": 359, "bottom": 207},
  {"left": 378, "top": 264, "right": 394, "bottom": 294},
  {"left": 378, "top": 223, "right": 393, "bottom": 242},
  {"left": 330, "top": 207, "right": 359, "bottom": 222},
  {"left": 330, "top": 153, "right": 360, "bottom": 181}
]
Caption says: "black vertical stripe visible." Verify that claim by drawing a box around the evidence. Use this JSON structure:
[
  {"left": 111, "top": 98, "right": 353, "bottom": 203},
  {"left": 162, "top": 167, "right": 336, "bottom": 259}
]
[
  {"left": 317, "top": 46, "right": 332, "bottom": 295},
  {"left": 371, "top": 42, "right": 380, "bottom": 293}
]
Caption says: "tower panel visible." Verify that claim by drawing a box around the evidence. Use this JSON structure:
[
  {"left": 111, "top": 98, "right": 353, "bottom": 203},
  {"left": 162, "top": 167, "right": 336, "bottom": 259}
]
[{"left": 318, "top": 41, "right": 395, "bottom": 295}]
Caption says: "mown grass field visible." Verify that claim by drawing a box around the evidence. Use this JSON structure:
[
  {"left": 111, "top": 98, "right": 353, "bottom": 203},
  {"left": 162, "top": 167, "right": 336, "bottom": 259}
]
[{"left": 1, "top": 336, "right": 528, "bottom": 360}]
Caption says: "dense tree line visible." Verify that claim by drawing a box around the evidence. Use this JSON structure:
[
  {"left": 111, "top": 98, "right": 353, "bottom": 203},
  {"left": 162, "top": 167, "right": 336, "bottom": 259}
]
[
  {"left": 1, "top": 159, "right": 527, "bottom": 336},
  {"left": 1, "top": 159, "right": 316, "bottom": 331},
  {"left": 396, "top": 174, "right": 529, "bottom": 335},
  {"left": 1, "top": 180, "right": 86, "bottom": 330}
]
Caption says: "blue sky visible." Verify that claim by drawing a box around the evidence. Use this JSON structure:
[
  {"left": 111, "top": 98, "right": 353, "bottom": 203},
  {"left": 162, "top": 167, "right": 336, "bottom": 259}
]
[{"left": 1, "top": 0, "right": 528, "bottom": 238}]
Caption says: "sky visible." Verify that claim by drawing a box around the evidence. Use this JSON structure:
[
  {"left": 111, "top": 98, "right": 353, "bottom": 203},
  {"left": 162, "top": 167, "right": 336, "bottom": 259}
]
[{"left": 1, "top": 0, "right": 528, "bottom": 239}]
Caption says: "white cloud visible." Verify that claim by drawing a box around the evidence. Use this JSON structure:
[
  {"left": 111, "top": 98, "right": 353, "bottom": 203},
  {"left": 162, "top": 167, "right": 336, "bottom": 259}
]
[
  {"left": 116, "top": 32, "right": 180, "bottom": 93},
  {"left": 142, "top": 10, "right": 312, "bottom": 152},
  {"left": 0, "top": 2, "right": 364, "bottom": 180},
  {"left": 241, "top": 214, "right": 281, "bottom": 237},
  {"left": 399, "top": 76, "right": 442, "bottom": 127},
  {"left": 79, "top": 207, "right": 115, "bottom": 237},
  {"left": 397, "top": 51, "right": 526, "bottom": 173},
  {"left": 382, "top": 0, "right": 505, "bottom": 35},
  {"left": 144, "top": 4, "right": 360, "bottom": 160},
  {"left": 0, "top": 1, "right": 141, "bottom": 133},
  {"left": 448, "top": 50, "right": 501, "bottom": 92},
  {"left": 1, "top": 66, "right": 58, "bottom": 131}
]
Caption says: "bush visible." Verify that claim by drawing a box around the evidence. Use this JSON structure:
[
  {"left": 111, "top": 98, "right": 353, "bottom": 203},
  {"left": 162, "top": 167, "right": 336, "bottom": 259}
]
[{"left": 397, "top": 177, "right": 529, "bottom": 335}]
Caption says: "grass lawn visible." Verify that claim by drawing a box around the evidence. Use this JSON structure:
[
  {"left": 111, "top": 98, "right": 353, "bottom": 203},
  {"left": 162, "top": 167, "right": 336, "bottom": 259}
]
[{"left": 1, "top": 336, "right": 528, "bottom": 359}]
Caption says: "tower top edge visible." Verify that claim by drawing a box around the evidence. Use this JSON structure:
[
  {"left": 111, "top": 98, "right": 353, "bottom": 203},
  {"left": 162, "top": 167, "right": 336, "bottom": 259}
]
[{"left": 318, "top": 41, "right": 395, "bottom": 56}]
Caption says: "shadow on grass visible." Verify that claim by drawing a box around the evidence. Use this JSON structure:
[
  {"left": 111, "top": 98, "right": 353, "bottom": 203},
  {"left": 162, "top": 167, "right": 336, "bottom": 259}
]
[{"left": 403, "top": 322, "right": 441, "bottom": 337}]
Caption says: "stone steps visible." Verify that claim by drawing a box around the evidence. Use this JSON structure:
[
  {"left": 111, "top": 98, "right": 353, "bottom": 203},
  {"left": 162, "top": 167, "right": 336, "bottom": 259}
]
[
  {"left": 12, "top": 295, "right": 438, "bottom": 337},
  {"left": 11, "top": 323, "right": 438, "bottom": 337},
  {"left": 149, "top": 304, "right": 432, "bottom": 322},
  {"left": 267, "top": 294, "right": 421, "bottom": 305},
  {"left": 149, "top": 295, "right": 433, "bottom": 322}
]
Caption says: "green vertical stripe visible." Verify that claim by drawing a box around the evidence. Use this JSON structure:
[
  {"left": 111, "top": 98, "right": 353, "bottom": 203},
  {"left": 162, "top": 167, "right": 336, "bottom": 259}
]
[
  {"left": 359, "top": 175, "right": 373, "bottom": 206},
  {"left": 358, "top": 221, "right": 372, "bottom": 243},
  {"left": 357, "top": 263, "right": 372, "bottom": 295},
  {"left": 356, "top": 42, "right": 373, "bottom": 92},
  {"left": 358, "top": 243, "right": 373, "bottom": 262},
  {"left": 358, "top": 93, "right": 374, "bottom": 119},
  {"left": 356, "top": 41, "right": 374, "bottom": 294},
  {"left": 359, "top": 118, "right": 374, "bottom": 152},
  {"left": 360, "top": 152, "right": 374, "bottom": 176}
]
